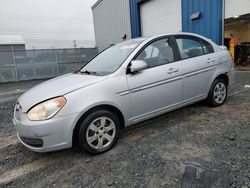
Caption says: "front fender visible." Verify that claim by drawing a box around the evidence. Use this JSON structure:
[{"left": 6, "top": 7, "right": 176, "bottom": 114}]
[{"left": 58, "top": 76, "right": 132, "bottom": 132}]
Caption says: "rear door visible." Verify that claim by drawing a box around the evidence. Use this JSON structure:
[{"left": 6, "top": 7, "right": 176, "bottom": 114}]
[{"left": 174, "top": 35, "right": 217, "bottom": 101}]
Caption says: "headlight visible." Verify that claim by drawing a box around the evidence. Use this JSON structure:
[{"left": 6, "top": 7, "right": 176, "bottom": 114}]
[{"left": 27, "top": 97, "right": 66, "bottom": 121}]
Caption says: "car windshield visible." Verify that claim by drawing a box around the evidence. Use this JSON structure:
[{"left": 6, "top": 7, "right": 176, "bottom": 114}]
[{"left": 80, "top": 39, "right": 144, "bottom": 75}]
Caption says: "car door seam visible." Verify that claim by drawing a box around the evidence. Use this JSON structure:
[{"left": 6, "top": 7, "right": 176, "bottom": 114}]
[
  {"left": 116, "top": 75, "right": 182, "bottom": 96},
  {"left": 184, "top": 66, "right": 216, "bottom": 78}
]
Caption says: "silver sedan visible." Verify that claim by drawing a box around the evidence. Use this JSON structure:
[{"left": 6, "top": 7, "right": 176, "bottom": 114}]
[{"left": 13, "top": 33, "right": 235, "bottom": 154}]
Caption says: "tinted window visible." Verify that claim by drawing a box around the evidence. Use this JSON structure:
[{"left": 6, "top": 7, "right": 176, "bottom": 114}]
[
  {"left": 176, "top": 36, "right": 204, "bottom": 59},
  {"left": 136, "top": 38, "right": 175, "bottom": 68},
  {"left": 201, "top": 39, "right": 214, "bottom": 54}
]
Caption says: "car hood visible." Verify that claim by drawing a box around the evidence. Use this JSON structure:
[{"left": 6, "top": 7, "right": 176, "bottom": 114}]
[{"left": 18, "top": 73, "right": 107, "bottom": 112}]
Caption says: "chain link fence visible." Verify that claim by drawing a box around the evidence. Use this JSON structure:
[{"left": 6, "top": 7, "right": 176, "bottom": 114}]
[{"left": 0, "top": 48, "right": 98, "bottom": 83}]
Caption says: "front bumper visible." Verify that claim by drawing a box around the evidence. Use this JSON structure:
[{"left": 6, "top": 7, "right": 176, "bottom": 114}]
[{"left": 13, "top": 112, "right": 79, "bottom": 152}]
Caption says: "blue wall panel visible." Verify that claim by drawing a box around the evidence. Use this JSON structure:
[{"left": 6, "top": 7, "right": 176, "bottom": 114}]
[
  {"left": 129, "top": 0, "right": 141, "bottom": 38},
  {"left": 182, "top": 0, "right": 223, "bottom": 45},
  {"left": 129, "top": 0, "right": 149, "bottom": 38}
]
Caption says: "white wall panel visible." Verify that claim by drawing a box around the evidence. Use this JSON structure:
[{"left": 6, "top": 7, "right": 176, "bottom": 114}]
[{"left": 225, "top": 0, "right": 250, "bottom": 19}]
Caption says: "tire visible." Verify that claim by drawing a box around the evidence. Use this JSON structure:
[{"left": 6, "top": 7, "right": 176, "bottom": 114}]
[
  {"left": 77, "top": 110, "right": 121, "bottom": 155},
  {"left": 207, "top": 78, "right": 228, "bottom": 107}
]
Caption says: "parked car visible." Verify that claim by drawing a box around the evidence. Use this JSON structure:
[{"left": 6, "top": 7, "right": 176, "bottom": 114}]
[{"left": 13, "top": 33, "right": 235, "bottom": 154}]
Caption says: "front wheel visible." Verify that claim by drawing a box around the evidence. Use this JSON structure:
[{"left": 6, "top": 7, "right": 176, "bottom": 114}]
[
  {"left": 77, "top": 110, "right": 121, "bottom": 155},
  {"left": 207, "top": 79, "right": 228, "bottom": 107}
]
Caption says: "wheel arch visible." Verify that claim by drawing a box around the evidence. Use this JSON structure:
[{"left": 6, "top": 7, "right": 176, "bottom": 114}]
[
  {"left": 206, "top": 73, "right": 229, "bottom": 107},
  {"left": 72, "top": 104, "right": 125, "bottom": 146},
  {"left": 214, "top": 73, "right": 229, "bottom": 86}
]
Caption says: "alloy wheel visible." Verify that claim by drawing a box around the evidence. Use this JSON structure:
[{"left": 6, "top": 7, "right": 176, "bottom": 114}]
[
  {"left": 213, "top": 82, "right": 227, "bottom": 104},
  {"left": 86, "top": 117, "right": 116, "bottom": 150}
]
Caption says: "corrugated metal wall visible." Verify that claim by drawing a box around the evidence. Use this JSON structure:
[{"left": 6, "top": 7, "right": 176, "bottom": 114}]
[
  {"left": 182, "top": 0, "right": 223, "bottom": 45},
  {"left": 93, "top": 0, "right": 224, "bottom": 47},
  {"left": 129, "top": 0, "right": 142, "bottom": 38},
  {"left": 92, "top": 0, "right": 132, "bottom": 51}
]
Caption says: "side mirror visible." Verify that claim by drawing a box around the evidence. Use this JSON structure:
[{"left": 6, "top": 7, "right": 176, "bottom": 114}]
[{"left": 129, "top": 60, "right": 148, "bottom": 73}]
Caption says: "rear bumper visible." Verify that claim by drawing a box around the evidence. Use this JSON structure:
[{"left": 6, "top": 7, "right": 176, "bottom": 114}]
[
  {"left": 13, "top": 112, "right": 79, "bottom": 152},
  {"left": 228, "top": 67, "right": 235, "bottom": 86}
]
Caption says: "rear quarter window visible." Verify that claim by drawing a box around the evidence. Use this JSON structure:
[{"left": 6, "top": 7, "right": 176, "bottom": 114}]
[{"left": 201, "top": 39, "right": 214, "bottom": 54}]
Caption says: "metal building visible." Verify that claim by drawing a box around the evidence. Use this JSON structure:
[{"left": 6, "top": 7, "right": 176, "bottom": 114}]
[
  {"left": 92, "top": 0, "right": 132, "bottom": 51},
  {"left": 0, "top": 35, "right": 25, "bottom": 50},
  {"left": 92, "top": 0, "right": 250, "bottom": 51}
]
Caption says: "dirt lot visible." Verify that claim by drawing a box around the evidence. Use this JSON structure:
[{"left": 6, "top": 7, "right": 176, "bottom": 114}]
[{"left": 0, "top": 72, "right": 249, "bottom": 188}]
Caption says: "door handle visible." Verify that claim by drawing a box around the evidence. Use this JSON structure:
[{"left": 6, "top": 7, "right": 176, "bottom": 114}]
[
  {"left": 206, "top": 61, "right": 215, "bottom": 64},
  {"left": 167, "top": 68, "right": 179, "bottom": 74},
  {"left": 206, "top": 58, "right": 215, "bottom": 63}
]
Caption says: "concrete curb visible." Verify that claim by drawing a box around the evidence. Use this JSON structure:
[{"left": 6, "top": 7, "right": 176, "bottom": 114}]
[{"left": 235, "top": 68, "right": 250, "bottom": 72}]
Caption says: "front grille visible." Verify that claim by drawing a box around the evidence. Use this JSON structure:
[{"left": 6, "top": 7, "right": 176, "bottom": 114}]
[{"left": 14, "top": 103, "right": 22, "bottom": 121}]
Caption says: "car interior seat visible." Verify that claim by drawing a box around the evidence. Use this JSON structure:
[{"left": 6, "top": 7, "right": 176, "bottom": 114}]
[
  {"left": 187, "top": 48, "right": 203, "bottom": 58},
  {"left": 157, "top": 45, "right": 174, "bottom": 65}
]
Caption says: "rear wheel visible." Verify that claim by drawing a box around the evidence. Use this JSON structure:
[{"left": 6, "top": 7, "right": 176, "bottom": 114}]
[
  {"left": 77, "top": 110, "right": 120, "bottom": 155},
  {"left": 207, "top": 79, "right": 228, "bottom": 107}
]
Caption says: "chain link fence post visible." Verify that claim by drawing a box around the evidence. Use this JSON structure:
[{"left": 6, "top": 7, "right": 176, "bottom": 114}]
[
  {"left": 11, "top": 46, "right": 19, "bottom": 82},
  {"left": 54, "top": 49, "right": 60, "bottom": 76}
]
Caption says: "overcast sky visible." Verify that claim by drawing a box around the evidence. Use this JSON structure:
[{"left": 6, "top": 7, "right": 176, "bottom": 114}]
[{"left": 0, "top": 0, "right": 97, "bottom": 49}]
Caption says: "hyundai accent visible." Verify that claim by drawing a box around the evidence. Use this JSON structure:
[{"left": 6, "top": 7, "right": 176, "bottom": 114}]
[{"left": 13, "top": 33, "right": 235, "bottom": 154}]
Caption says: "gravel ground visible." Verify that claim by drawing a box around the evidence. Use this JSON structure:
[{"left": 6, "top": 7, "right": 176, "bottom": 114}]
[{"left": 0, "top": 72, "right": 249, "bottom": 188}]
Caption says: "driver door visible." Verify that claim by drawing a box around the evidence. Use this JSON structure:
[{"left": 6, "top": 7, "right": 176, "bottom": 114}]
[{"left": 126, "top": 37, "right": 183, "bottom": 122}]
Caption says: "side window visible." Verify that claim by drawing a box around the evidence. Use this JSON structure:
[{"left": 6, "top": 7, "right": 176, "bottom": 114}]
[
  {"left": 136, "top": 38, "right": 175, "bottom": 68},
  {"left": 143, "top": 45, "right": 159, "bottom": 59},
  {"left": 176, "top": 36, "right": 204, "bottom": 59},
  {"left": 201, "top": 39, "right": 214, "bottom": 54}
]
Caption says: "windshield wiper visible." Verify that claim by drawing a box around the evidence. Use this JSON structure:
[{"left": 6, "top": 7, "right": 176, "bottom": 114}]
[{"left": 79, "top": 70, "right": 99, "bottom": 75}]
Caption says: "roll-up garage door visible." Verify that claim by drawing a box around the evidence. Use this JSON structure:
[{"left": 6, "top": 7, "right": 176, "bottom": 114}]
[{"left": 140, "top": 0, "right": 182, "bottom": 36}]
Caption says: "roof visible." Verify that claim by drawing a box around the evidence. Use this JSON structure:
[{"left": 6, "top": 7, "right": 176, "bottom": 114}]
[
  {"left": 0, "top": 35, "right": 25, "bottom": 45},
  {"left": 91, "top": 0, "right": 102, "bottom": 9}
]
